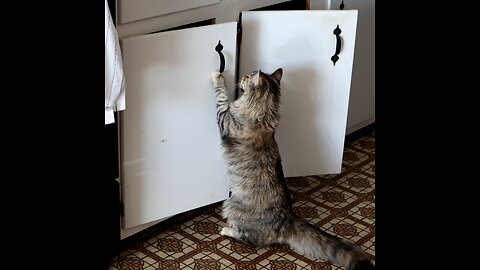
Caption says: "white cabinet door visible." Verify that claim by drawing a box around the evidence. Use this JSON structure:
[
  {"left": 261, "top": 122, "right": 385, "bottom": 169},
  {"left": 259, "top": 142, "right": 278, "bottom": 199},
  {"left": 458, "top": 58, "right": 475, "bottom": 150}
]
[
  {"left": 120, "top": 22, "right": 237, "bottom": 229},
  {"left": 326, "top": 0, "right": 375, "bottom": 134},
  {"left": 240, "top": 10, "right": 358, "bottom": 176}
]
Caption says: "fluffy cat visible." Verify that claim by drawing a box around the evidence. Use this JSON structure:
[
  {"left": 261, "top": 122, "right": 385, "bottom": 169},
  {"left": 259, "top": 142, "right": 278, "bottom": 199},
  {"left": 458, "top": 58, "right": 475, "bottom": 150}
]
[{"left": 211, "top": 69, "right": 375, "bottom": 270}]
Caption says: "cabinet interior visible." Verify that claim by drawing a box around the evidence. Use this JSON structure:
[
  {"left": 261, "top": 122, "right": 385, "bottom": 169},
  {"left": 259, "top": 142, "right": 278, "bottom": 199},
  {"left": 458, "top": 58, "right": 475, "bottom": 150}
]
[
  {"left": 148, "top": 18, "right": 217, "bottom": 35},
  {"left": 252, "top": 0, "right": 308, "bottom": 11}
]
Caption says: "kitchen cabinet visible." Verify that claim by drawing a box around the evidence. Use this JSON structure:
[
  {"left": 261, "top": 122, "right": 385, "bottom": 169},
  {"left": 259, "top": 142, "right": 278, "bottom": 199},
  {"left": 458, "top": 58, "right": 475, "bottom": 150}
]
[{"left": 118, "top": 8, "right": 358, "bottom": 238}]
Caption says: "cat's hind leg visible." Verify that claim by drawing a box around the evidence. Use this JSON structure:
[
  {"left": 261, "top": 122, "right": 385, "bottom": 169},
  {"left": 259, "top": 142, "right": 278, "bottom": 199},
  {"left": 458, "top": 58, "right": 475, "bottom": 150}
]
[
  {"left": 220, "top": 227, "right": 242, "bottom": 239},
  {"left": 220, "top": 226, "right": 254, "bottom": 245},
  {"left": 221, "top": 226, "right": 258, "bottom": 248}
]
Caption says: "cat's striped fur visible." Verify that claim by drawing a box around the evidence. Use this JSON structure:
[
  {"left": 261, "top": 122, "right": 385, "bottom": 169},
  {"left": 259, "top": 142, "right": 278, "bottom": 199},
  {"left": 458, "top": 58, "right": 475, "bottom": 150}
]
[{"left": 211, "top": 69, "right": 375, "bottom": 270}]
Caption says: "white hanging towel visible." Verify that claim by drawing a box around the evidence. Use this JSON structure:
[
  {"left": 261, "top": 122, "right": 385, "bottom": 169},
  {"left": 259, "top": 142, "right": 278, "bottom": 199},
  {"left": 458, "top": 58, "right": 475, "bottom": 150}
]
[{"left": 105, "top": 0, "right": 126, "bottom": 125}]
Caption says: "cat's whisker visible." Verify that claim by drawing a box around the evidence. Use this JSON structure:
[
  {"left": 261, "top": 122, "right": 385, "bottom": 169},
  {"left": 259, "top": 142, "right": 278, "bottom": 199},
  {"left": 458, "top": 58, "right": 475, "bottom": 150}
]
[{"left": 226, "top": 83, "right": 241, "bottom": 91}]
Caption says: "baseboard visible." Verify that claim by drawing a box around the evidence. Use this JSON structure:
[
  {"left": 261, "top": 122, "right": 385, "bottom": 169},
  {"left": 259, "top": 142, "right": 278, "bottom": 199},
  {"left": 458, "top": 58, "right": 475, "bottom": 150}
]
[{"left": 345, "top": 122, "right": 375, "bottom": 144}]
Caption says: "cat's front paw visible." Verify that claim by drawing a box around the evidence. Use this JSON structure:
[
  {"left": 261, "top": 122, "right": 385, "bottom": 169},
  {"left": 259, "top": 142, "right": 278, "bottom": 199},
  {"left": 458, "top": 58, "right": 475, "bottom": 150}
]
[{"left": 212, "top": 71, "right": 225, "bottom": 87}]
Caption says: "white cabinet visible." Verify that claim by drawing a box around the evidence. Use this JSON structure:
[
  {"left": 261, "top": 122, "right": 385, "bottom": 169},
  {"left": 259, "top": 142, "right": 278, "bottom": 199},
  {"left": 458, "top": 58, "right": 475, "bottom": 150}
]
[{"left": 117, "top": 4, "right": 358, "bottom": 238}]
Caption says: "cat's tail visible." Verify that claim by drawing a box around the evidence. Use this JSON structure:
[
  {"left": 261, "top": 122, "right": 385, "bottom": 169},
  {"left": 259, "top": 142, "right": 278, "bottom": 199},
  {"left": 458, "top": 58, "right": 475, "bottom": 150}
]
[{"left": 285, "top": 218, "right": 375, "bottom": 270}]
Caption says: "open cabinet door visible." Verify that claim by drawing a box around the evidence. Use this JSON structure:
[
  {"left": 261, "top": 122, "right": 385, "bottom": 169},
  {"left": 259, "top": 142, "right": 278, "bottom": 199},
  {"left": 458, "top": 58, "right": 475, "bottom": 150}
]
[
  {"left": 240, "top": 10, "right": 358, "bottom": 176},
  {"left": 120, "top": 22, "right": 237, "bottom": 229}
]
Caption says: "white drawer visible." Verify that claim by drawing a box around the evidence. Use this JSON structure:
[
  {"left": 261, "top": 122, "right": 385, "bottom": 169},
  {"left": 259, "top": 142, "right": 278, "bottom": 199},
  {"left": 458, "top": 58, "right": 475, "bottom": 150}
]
[{"left": 118, "top": 0, "right": 220, "bottom": 24}]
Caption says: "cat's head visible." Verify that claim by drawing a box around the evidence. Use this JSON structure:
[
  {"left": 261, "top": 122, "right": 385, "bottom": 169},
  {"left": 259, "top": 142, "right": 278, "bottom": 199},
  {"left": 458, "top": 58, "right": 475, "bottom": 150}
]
[
  {"left": 238, "top": 68, "right": 283, "bottom": 129},
  {"left": 239, "top": 68, "right": 283, "bottom": 97}
]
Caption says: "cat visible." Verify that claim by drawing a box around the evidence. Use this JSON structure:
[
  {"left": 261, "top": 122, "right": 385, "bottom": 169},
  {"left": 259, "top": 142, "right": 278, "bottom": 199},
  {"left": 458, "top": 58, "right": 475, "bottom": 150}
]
[{"left": 211, "top": 69, "right": 375, "bottom": 270}]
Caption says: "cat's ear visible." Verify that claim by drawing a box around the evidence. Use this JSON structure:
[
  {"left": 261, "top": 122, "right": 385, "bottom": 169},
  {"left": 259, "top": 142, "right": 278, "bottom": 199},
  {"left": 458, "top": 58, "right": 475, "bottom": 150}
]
[
  {"left": 270, "top": 68, "right": 283, "bottom": 83},
  {"left": 252, "top": 70, "right": 265, "bottom": 86}
]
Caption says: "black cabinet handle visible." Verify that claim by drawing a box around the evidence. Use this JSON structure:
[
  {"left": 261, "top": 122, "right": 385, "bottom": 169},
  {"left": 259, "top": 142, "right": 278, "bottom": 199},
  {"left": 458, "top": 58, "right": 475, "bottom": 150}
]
[
  {"left": 215, "top": 40, "right": 225, "bottom": 73},
  {"left": 331, "top": 25, "right": 342, "bottom": 66}
]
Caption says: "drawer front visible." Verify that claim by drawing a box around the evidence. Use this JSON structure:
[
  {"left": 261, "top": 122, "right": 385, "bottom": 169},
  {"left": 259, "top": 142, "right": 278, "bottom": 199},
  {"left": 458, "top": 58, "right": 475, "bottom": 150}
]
[{"left": 119, "top": 0, "right": 220, "bottom": 24}]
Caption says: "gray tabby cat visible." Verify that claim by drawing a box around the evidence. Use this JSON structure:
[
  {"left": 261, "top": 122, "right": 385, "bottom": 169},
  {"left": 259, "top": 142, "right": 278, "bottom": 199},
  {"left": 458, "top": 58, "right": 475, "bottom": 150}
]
[{"left": 211, "top": 69, "right": 375, "bottom": 270}]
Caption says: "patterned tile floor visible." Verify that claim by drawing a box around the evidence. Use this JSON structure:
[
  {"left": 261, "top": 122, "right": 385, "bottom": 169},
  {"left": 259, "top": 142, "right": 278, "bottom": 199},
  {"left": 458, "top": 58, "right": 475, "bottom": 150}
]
[{"left": 109, "top": 128, "right": 375, "bottom": 270}]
